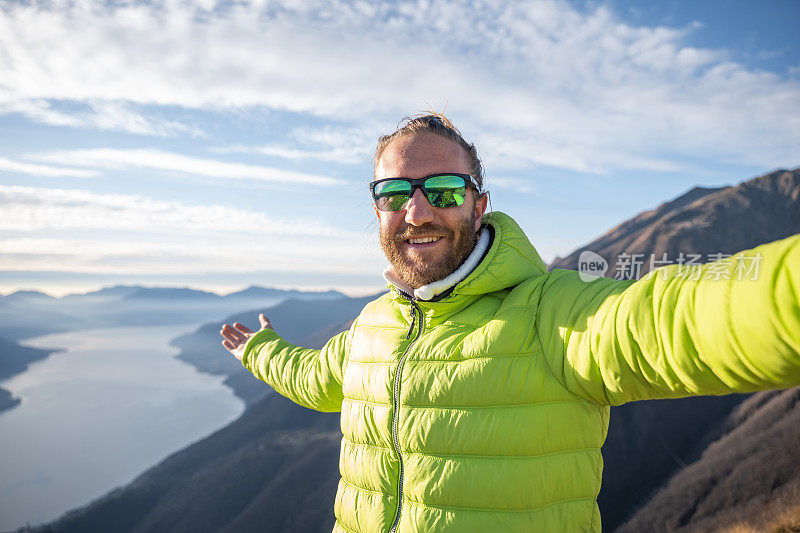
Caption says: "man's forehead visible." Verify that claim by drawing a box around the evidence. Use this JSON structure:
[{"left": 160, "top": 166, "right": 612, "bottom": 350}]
[{"left": 375, "top": 132, "right": 470, "bottom": 179}]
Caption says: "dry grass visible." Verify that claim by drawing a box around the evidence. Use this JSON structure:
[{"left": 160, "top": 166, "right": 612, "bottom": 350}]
[
  {"left": 719, "top": 502, "right": 800, "bottom": 533},
  {"left": 763, "top": 504, "right": 800, "bottom": 533}
]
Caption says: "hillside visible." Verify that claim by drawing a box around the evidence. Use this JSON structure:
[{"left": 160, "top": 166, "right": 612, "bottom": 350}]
[{"left": 617, "top": 388, "right": 800, "bottom": 532}]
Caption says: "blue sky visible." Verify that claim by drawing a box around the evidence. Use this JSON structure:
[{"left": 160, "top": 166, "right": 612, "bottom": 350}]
[{"left": 1, "top": 0, "right": 798, "bottom": 297}]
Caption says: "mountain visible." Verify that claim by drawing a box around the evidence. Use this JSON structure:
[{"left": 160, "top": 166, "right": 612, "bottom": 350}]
[
  {"left": 550, "top": 168, "right": 800, "bottom": 278},
  {"left": 0, "top": 336, "right": 62, "bottom": 412},
  {"left": 28, "top": 167, "right": 800, "bottom": 533}
]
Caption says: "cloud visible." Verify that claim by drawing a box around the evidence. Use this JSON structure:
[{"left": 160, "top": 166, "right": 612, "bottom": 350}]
[
  {"left": 0, "top": 156, "right": 98, "bottom": 178},
  {"left": 0, "top": 185, "right": 383, "bottom": 275},
  {"left": 0, "top": 0, "right": 798, "bottom": 172},
  {"left": 213, "top": 126, "right": 375, "bottom": 165},
  {"left": 0, "top": 99, "right": 203, "bottom": 137},
  {"left": 0, "top": 185, "right": 348, "bottom": 235},
  {"left": 28, "top": 148, "right": 344, "bottom": 186}
]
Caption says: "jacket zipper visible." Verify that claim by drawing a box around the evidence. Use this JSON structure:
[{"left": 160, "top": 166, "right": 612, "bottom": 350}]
[{"left": 389, "top": 298, "right": 423, "bottom": 533}]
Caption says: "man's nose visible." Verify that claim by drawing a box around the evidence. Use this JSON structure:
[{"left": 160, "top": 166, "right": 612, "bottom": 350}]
[{"left": 405, "top": 188, "right": 435, "bottom": 226}]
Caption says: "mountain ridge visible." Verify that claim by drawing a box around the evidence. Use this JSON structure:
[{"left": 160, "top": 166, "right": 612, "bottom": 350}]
[{"left": 550, "top": 168, "right": 800, "bottom": 278}]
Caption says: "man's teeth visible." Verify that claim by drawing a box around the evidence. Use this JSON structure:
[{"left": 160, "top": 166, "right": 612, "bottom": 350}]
[{"left": 408, "top": 237, "right": 441, "bottom": 244}]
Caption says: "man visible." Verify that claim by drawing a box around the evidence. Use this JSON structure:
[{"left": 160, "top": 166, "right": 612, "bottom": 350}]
[{"left": 220, "top": 113, "right": 800, "bottom": 532}]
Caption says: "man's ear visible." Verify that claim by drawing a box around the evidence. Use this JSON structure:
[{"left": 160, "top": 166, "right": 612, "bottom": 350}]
[{"left": 473, "top": 191, "right": 489, "bottom": 232}]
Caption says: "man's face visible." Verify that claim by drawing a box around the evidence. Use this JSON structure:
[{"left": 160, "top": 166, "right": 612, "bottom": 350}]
[{"left": 375, "top": 132, "right": 488, "bottom": 289}]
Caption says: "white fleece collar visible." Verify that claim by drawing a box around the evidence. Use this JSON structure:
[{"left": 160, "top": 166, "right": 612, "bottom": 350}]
[{"left": 383, "top": 227, "right": 491, "bottom": 301}]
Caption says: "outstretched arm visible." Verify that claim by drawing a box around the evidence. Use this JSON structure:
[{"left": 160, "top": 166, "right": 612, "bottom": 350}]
[
  {"left": 537, "top": 234, "right": 800, "bottom": 405},
  {"left": 221, "top": 313, "right": 351, "bottom": 413}
]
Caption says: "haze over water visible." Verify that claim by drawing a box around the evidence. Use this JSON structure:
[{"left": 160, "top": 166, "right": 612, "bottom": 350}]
[{"left": 0, "top": 324, "right": 244, "bottom": 531}]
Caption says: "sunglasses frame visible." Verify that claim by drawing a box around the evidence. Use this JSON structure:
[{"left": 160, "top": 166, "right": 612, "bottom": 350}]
[{"left": 369, "top": 173, "right": 477, "bottom": 211}]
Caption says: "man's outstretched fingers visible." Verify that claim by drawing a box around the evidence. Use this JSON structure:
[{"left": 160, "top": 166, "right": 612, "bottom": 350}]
[
  {"left": 259, "top": 314, "right": 274, "bottom": 330},
  {"left": 221, "top": 324, "right": 246, "bottom": 343},
  {"left": 233, "top": 322, "right": 253, "bottom": 334}
]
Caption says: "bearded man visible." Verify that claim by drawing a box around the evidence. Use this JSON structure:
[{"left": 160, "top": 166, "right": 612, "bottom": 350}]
[{"left": 221, "top": 113, "right": 800, "bottom": 532}]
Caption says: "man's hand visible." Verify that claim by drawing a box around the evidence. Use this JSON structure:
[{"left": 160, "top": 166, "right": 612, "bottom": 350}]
[{"left": 220, "top": 313, "right": 274, "bottom": 361}]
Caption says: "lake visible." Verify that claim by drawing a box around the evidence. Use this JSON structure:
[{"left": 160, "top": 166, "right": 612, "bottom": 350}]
[{"left": 0, "top": 324, "right": 245, "bottom": 531}]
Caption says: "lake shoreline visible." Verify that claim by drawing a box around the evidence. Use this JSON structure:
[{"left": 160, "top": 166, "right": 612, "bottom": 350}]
[
  {"left": 0, "top": 339, "right": 63, "bottom": 415},
  {"left": 0, "top": 324, "right": 245, "bottom": 531}
]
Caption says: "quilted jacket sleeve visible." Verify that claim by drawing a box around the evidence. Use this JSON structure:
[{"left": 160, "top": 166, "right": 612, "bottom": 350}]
[
  {"left": 536, "top": 234, "right": 800, "bottom": 406},
  {"left": 241, "top": 325, "right": 351, "bottom": 412}
]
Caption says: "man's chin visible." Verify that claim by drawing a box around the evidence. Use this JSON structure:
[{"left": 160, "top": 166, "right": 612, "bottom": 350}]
[{"left": 393, "top": 257, "right": 453, "bottom": 288}]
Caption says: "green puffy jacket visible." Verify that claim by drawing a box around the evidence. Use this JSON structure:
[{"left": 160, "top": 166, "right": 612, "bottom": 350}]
[{"left": 243, "top": 211, "right": 800, "bottom": 532}]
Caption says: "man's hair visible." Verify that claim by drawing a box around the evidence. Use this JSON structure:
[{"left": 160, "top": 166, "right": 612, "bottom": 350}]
[{"left": 373, "top": 112, "right": 485, "bottom": 193}]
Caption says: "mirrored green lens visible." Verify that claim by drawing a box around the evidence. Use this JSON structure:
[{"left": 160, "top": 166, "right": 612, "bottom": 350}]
[
  {"left": 424, "top": 175, "right": 466, "bottom": 208},
  {"left": 374, "top": 180, "right": 411, "bottom": 211}
]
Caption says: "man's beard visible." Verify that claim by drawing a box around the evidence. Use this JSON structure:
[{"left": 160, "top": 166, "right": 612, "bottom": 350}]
[{"left": 380, "top": 212, "right": 479, "bottom": 290}]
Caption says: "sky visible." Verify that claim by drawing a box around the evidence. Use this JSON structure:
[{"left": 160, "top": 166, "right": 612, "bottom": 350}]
[{"left": 1, "top": 0, "right": 798, "bottom": 297}]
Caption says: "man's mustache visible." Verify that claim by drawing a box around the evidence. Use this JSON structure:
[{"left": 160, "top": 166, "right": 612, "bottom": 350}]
[{"left": 393, "top": 223, "right": 454, "bottom": 243}]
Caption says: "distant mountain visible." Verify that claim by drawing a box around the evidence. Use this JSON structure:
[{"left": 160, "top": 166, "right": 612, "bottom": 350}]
[
  {"left": 124, "top": 287, "right": 222, "bottom": 300},
  {"left": 60, "top": 285, "right": 142, "bottom": 300},
  {"left": 617, "top": 388, "right": 800, "bottom": 532},
  {"left": 0, "top": 295, "right": 85, "bottom": 342},
  {"left": 0, "top": 336, "right": 62, "bottom": 413},
  {"left": 225, "top": 286, "right": 344, "bottom": 300},
  {"left": 1, "top": 290, "right": 56, "bottom": 302},
  {"left": 171, "top": 294, "right": 380, "bottom": 405}
]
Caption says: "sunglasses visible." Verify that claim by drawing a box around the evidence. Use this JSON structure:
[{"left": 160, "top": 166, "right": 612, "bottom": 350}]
[{"left": 369, "top": 173, "right": 476, "bottom": 211}]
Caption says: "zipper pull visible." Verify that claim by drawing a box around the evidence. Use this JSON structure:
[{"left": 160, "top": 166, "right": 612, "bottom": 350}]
[{"left": 406, "top": 305, "right": 416, "bottom": 339}]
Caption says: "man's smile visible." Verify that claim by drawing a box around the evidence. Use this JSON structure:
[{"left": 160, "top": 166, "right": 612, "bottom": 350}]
[
  {"left": 407, "top": 236, "right": 441, "bottom": 244},
  {"left": 404, "top": 235, "right": 445, "bottom": 251}
]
